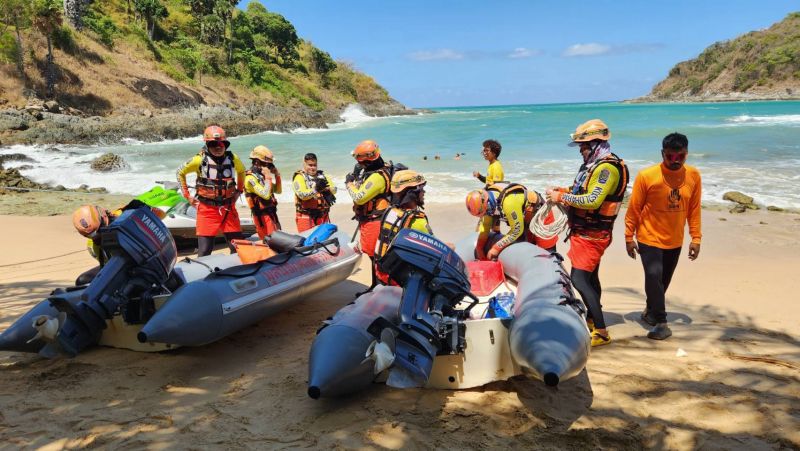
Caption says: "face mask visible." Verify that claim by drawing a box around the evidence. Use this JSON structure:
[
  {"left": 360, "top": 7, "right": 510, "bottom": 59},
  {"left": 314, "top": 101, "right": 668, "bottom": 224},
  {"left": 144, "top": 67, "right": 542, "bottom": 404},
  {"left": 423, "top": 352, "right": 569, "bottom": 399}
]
[{"left": 664, "top": 152, "right": 686, "bottom": 164}]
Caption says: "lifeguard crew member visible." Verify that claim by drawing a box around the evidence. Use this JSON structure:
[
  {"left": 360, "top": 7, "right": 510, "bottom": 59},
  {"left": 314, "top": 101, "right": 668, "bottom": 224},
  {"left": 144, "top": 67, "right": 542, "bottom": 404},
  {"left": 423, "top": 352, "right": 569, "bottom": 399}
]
[
  {"left": 465, "top": 182, "right": 558, "bottom": 260},
  {"left": 374, "top": 170, "right": 432, "bottom": 284},
  {"left": 177, "top": 125, "right": 246, "bottom": 256},
  {"left": 244, "top": 145, "right": 282, "bottom": 239},
  {"left": 292, "top": 152, "right": 336, "bottom": 232},
  {"left": 546, "top": 119, "right": 629, "bottom": 347}
]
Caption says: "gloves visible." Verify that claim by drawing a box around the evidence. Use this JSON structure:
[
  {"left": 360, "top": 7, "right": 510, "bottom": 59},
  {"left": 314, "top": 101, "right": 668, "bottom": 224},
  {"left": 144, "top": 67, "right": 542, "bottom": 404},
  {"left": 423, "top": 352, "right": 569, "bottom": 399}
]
[
  {"left": 345, "top": 173, "right": 355, "bottom": 184},
  {"left": 316, "top": 176, "right": 329, "bottom": 192}
]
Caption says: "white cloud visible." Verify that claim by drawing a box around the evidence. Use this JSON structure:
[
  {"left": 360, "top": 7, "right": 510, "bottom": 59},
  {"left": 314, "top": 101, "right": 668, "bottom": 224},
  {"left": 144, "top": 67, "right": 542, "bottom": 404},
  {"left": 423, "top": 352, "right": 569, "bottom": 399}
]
[
  {"left": 408, "top": 49, "right": 464, "bottom": 61},
  {"left": 563, "top": 43, "right": 612, "bottom": 57},
  {"left": 508, "top": 47, "right": 539, "bottom": 59}
]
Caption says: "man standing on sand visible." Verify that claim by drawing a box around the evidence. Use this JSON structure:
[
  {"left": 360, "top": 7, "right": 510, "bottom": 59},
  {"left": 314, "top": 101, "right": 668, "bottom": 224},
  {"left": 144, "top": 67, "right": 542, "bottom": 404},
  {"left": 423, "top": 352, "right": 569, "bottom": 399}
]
[
  {"left": 546, "top": 119, "right": 629, "bottom": 347},
  {"left": 624, "top": 132, "right": 702, "bottom": 340},
  {"left": 177, "top": 125, "right": 246, "bottom": 256},
  {"left": 293, "top": 152, "right": 336, "bottom": 232}
]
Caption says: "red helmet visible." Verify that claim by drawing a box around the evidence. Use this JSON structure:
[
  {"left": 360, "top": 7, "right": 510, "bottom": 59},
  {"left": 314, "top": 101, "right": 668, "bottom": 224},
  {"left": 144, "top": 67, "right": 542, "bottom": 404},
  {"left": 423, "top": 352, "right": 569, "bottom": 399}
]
[
  {"left": 352, "top": 140, "right": 381, "bottom": 162},
  {"left": 72, "top": 205, "right": 110, "bottom": 238},
  {"left": 203, "top": 125, "right": 231, "bottom": 149}
]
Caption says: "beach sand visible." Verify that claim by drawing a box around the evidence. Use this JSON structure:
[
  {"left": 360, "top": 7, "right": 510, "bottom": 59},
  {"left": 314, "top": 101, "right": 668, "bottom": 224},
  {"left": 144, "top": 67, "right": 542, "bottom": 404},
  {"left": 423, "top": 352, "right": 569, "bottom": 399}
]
[{"left": 1, "top": 199, "right": 799, "bottom": 450}]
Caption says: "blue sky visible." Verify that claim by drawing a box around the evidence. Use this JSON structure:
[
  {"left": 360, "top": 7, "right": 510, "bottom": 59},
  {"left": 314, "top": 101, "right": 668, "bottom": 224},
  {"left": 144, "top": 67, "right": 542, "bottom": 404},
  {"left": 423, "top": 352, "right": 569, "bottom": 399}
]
[{"left": 245, "top": 1, "right": 799, "bottom": 108}]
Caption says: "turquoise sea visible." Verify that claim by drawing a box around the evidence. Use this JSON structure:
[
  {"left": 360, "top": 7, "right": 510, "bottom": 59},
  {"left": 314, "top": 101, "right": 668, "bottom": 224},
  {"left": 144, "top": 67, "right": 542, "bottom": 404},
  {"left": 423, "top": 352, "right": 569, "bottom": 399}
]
[{"left": 3, "top": 101, "right": 800, "bottom": 208}]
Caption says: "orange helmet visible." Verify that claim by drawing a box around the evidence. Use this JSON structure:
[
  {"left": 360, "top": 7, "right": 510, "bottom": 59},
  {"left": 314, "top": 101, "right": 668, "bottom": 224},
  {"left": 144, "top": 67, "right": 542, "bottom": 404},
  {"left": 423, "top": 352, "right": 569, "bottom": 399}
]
[
  {"left": 249, "top": 145, "right": 274, "bottom": 163},
  {"left": 203, "top": 125, "right": 231, "bottom": 148},
  {"left": 390, "top": 170, "right": 426, "bottom": 193},
  {"left": 465, "top": 190, "right": 496, "bottom": 217},
  {"left": 569, "top": 119, "right": 611, "bottom": 144},
  {"left": 352, "top": 140, "right": 381, "bottom": 162},
  {"left": 72, "top": 205, "right": 110, "bottom": 238}
]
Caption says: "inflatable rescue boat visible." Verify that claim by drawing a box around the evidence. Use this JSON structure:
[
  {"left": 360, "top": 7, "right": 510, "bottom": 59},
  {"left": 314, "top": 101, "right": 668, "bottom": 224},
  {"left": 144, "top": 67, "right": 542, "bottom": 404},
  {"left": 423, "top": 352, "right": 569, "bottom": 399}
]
[
  {"left": 0, "top": 207, "right": 361, "bottom": 357},
  {"left": 307, "top": 230, "right": 590, "bottom": 398}
]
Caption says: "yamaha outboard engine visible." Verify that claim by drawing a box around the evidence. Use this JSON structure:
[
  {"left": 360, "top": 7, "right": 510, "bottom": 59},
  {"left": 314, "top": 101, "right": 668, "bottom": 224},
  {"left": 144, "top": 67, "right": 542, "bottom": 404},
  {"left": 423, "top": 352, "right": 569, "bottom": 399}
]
[
  {"left": 373, "top": 229, "right": 475, "bottom": 388},
  {"left": 49, "top": 207, "right": 177, "bottom": 356}
]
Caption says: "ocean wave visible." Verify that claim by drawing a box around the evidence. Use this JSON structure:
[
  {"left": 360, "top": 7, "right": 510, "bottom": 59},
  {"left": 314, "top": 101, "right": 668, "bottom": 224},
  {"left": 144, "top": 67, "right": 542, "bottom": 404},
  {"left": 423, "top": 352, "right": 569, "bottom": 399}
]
[{"left": 725, "top": 114, "right": 800, "bottom": 126}]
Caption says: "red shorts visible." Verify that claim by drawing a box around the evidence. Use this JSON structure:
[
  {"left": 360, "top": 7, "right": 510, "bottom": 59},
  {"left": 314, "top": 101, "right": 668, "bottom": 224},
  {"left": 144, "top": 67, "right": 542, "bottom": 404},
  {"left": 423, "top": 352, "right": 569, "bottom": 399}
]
[
  {"left": 567, "top": 233, "right": 612, "bottom": 271},
  {"left": 359, "top": 219, "right": 382, "bottom": 257},
  {"left": 296, "top": 211, "right": 330, "bottom": 233},
  {"left": 254, "top": 214, "right": 281, "bottom": 240},
  {"left": 196, "top": 202, "right": 241, "bottom": 236}
]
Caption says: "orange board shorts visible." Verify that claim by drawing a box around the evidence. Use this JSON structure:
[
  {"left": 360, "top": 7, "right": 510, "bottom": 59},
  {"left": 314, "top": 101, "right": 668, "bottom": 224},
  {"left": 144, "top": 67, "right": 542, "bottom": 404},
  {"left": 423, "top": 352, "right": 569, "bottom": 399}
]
[
  {"left": 359, "top": 219, "right": 381, "bottom": 257},
  {"left": 296, "top": 211, "right": 330, "bottom": 233},
  {"left": 196, "top": 202, "right": 241, "bottom": 236},
  {"left": 254, "top": 214, "right": 281, "bottom": 240},
  {"left": 567, "top": 232, "right": 612, "bottom": 272}
]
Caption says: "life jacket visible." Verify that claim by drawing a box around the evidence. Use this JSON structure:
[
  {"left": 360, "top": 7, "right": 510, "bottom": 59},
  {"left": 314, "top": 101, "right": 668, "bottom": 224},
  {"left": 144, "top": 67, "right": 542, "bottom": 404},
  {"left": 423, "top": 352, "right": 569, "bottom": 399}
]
[
  {"left": 568, "top": 153, "right": 630, "bottom": 232},
  {"left": 244, "top": 169, "right": 278, "bottom": 218},
  {"left": 195, "top": 150, "right": 238, "bottom": 206},
  {"left": 487, "top": 182, "right": 543, "bottom": 225},
  {"left": 294, "top": 170, "right": 333, "bottom": 215},
  {"left": 375, "top": 207, "right": 428, "bottom": 260},
  {"left": 352, "top": 163, "right": 392, "bottom": 221}
]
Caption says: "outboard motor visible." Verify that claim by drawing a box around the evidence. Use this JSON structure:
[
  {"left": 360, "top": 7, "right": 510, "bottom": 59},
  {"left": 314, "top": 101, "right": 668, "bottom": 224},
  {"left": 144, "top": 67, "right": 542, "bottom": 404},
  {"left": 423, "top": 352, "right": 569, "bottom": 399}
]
[
  {"left": 49, "top": 207, "right": 177, "bottom": 356},
  {"left": 372, "top": 229, "right": 475, "bottom": 388}
]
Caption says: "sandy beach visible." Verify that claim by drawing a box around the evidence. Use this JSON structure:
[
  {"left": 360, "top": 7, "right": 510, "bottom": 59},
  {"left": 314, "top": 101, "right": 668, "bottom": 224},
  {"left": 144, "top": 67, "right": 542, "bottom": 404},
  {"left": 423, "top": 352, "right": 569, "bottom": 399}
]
[{"left": 1, "top": 198, "right": 799, "bottom": 450}]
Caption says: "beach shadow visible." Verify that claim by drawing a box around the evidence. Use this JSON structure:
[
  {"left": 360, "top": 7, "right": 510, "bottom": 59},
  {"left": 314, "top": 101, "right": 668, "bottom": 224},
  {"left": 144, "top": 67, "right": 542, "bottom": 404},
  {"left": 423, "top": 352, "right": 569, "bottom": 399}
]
[
  {"left": 513, "top": 368, "right": 594, "bottom": 428},
  {"left": 622, "top": 310, "right": 694, "bottom": 330}
]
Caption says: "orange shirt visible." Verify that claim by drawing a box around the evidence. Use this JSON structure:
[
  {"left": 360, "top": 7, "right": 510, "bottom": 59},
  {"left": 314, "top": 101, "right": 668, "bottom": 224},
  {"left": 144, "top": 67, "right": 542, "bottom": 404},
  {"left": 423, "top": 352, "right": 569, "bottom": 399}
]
[{"left": 624, "top": 163, "right": 702, "bottom": 249}]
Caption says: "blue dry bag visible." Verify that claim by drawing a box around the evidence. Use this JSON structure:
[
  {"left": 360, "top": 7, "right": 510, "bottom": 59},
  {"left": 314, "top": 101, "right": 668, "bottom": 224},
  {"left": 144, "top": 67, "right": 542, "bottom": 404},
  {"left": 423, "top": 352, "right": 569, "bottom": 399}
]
[{"left": 304, "top": 223, "right": 338, "bottom": 246}]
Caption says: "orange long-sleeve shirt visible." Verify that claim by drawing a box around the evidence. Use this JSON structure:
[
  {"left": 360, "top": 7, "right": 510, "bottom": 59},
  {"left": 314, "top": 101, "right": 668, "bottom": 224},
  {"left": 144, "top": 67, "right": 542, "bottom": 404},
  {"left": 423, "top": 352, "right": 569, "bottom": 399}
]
[{"left": 624, "top": 162, "right": 702, "bottom": 249}]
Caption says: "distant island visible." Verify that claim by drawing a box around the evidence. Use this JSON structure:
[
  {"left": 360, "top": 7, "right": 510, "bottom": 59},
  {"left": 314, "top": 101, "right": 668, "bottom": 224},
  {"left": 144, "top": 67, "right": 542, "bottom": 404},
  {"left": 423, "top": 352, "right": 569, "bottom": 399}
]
[
  {"left": 631, "top": 12, "right": 800, "bottom": 103},
  {"left": 0, "top": 0, "right": 412, "bottom": 145}
]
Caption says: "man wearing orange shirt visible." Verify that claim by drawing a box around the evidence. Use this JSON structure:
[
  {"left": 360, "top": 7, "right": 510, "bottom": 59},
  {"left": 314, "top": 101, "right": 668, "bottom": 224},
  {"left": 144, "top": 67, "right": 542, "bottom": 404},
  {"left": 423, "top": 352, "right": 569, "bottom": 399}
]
[{"left": 625, "top": 132, "right": 702, "bottom": 340}]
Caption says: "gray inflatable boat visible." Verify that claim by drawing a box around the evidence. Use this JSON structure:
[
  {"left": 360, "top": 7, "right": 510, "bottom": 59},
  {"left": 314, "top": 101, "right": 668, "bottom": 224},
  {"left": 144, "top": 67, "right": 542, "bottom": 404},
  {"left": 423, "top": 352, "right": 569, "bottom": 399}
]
[
  {"left": 0, "top": 209, "right": 361, "bottom": 357},
  {"left": 307, "top": 231, "right": 590, "bottom": 398}
]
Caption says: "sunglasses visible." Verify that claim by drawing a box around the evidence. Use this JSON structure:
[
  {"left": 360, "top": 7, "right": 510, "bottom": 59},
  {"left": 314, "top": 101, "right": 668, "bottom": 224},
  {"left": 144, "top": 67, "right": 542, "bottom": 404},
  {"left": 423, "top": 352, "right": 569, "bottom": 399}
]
[{"left": 207, "top": 141, "right": 225, "bottom": 149}]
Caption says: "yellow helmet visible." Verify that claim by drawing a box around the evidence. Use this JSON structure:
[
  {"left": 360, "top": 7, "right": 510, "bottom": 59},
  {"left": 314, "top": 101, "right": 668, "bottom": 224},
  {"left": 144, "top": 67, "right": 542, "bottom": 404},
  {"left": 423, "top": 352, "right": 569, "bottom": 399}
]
[
  {"left": 570, "top": 119, "right": 611, "bottom": 144},
  {"left": 390, "top": 170, "right": 426, "bottom": 193},
  {"left": 249, "top": 145, "right": 274, "bottom": 163}
]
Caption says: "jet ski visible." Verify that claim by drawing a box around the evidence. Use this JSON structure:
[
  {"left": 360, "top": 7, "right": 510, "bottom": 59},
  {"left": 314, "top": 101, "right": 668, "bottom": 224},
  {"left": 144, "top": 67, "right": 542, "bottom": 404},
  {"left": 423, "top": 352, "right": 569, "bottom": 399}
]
[{"left": 136, "top": 182, "right": 256, "bottom": 245}]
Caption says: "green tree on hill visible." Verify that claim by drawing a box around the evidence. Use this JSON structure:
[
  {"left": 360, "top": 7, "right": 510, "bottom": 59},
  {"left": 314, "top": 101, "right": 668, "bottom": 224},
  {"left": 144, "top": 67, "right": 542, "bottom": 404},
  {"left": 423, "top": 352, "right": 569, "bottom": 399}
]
[
  {"left": 243, "top": 2, "right": 298, "bottom": 64},
  {"left": 32, "top": 0, "right": 62, "bottom": 97},
  {"left": 0, "top": 0, "right": 32, "bottom": 80},
  {"left": 133, "top": 0, "right": 167, "bottom": 40}
]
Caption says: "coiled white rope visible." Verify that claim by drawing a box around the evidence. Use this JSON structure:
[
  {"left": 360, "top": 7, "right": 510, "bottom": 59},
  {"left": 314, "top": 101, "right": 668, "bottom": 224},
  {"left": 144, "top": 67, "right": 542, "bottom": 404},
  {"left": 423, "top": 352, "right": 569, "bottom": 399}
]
[{"left": 530, "top": 201, "right": 569, "bottom": 239}]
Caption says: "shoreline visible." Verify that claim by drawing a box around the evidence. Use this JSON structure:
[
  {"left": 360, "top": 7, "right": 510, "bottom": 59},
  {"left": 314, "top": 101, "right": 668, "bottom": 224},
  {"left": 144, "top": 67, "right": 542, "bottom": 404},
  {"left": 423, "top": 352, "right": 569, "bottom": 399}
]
[{"left": 0, "top": 101, "right": 417, "bottom": 147}]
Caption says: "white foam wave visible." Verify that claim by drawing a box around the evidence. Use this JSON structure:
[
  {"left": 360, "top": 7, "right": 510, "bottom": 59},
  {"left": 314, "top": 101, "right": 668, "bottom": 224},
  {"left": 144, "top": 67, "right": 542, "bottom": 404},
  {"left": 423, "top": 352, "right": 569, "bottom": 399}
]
[{"left": 726, "top": 114, "right": 800, "bottom": 126}]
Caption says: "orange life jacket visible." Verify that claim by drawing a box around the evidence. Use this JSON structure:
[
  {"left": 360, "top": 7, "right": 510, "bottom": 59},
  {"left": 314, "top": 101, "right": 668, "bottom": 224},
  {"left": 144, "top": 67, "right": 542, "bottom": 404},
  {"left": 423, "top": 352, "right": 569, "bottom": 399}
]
[
  {"left": 244, "top": 169, "right": 278, "bottom": 218},
  {"left": 294, "top": 170, "right": 333, "bottom": 215},
  {"left": 569, "top": 153, "right": 629, "bottom": 232},
  {"left": 487, "top": 182, "right": 544, "bottom": 225},
  {"left": 196, "top": 150, "right": 238, "bottom": 206}
]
